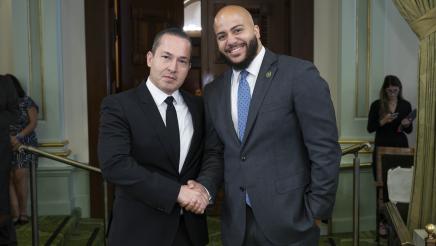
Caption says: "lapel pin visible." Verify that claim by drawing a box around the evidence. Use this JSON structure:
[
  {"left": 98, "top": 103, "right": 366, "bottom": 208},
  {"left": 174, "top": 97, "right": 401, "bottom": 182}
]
[{"left": 266, "top": 71, "right": 272, "bottom": 78}]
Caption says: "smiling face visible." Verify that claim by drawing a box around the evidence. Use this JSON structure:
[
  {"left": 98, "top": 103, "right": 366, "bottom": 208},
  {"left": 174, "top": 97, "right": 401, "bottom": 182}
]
[
  {"left": 214, "top": 6, "right": 262, "bottom": 69},
  {"left": 147, "top": 34, "right": 191, "bottom": 95}
]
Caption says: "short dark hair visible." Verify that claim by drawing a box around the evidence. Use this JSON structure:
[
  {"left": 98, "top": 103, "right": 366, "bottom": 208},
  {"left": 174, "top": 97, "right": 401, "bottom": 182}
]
[
  {"left": 6, "top": 74, "right": 25, "bottom": 98},
  {"left": 151, "top": 27, "right": 191, "bottom": 53}
]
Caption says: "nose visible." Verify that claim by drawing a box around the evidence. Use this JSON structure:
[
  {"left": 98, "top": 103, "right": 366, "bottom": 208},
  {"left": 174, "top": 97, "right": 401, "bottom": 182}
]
[
  {"left": 168, "top": 58, "right": 177, "bottom": 72},
  {"left": 227, "top": 33, "right": 238, "bottom": 45}
]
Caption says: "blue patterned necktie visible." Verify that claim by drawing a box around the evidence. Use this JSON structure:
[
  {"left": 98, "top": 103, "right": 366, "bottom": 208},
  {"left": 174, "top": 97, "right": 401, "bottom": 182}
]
[
  {"left": 238, "top": 70, "right": 251, "bottom": 142},
  {"left": 237, "top": 70, "right": 252, "bottom": 206}
]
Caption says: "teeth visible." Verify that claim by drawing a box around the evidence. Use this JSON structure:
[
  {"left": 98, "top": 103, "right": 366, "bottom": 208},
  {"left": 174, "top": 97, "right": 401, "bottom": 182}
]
[{"left": 229, "top": 47, "right": 242, "bottom": 54}]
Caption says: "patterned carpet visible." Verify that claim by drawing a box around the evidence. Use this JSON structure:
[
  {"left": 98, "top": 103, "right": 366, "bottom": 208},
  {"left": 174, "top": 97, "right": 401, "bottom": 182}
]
[
  {"left": 207, "top": 216, "right": 387, "bottom": 246},
  {"left": 16, "top": 214, "right": 386, "bottom": 245}
]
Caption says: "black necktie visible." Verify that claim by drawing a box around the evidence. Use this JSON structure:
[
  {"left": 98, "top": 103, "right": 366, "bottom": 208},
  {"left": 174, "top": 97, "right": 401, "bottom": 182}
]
[{"left": 164, "top": 96, "right": 180, "bottom": 164}]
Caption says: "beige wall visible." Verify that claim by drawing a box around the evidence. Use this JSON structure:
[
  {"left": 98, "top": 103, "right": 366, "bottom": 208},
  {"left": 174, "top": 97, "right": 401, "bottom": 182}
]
[
  {"left": 314, "top": 0, "right": 339, "bottom": 118},
  {"left": 0, "top": 0, "right": 12, "bottom": 73}
]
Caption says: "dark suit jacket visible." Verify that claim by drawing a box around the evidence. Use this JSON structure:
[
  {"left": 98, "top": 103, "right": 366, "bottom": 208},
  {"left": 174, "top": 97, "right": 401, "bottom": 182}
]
[
  {"left": 0, "top": 75, "right": 19, "bottom": 171},
  {"left": 98, "top": 81, "right": 207, "bottom": 246},
  {"left": 198, "top": 49, "right": 341, "bottom": 246}
]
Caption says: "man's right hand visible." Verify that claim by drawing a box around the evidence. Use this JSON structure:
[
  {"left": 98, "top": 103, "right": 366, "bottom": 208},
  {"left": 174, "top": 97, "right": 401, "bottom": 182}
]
[{"left": 177, "top": 185, "right": 209, "bottom": 214}]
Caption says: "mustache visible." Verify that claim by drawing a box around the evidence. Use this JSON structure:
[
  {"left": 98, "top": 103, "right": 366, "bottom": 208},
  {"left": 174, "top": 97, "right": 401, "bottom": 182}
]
[{"left": 224, "top": 42, "right": 247, "bottom": 52}]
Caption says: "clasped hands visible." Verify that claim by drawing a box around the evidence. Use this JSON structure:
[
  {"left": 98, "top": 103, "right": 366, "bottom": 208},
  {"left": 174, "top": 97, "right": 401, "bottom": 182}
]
[{"left": 177, "top": 180, "right": 210, "bottom": 214}]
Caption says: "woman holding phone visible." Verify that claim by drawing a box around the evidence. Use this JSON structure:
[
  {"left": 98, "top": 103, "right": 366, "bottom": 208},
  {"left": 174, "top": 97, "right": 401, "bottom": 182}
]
[{"left": 367, "top": 74, "right": 414, "bottom": 236}]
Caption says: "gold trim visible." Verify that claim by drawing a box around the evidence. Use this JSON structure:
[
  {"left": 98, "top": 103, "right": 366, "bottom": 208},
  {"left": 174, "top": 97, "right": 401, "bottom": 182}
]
[
  {"left": 49, "top": 149, "right": 71, "bottom": 157},
  {"left": 38, "top": 0, "right": 46, "bottom": 120},
  {"left": 340, "top": 162, "right": 372, "bottom": 170},
  {"left": 38, "top": 140, "right": 69, "bottom": 148},
  {"left": 354, "top": 0, "right": 372, "bottom": 118},
  {"left": 354, "top": 0, "right": 359, "bottom": 118},
  {"left": 27, "top": 0, "right": 46, "bottom": 120},
  {"left": 339, "top": 139, "right": 374, "bottom": 144},
  {"left": 26, "top": 0, "right": 32, "bottom": 96},
  {"left": 365, "top": 0, "right": 371, "bottom": 115}
]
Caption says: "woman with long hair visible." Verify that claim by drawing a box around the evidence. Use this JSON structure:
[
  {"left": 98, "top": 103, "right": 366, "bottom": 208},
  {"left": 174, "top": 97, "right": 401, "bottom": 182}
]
[
  {"left": 7, "top": 74, "right": 39, "bottom": 226},
  {"left": 367, "top": 75, "right": 413, "bottom": 236}
]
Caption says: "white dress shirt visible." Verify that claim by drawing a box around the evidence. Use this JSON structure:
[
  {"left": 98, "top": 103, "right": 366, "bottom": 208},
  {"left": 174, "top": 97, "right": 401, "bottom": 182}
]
[
  {"left": 231, "top": 46, "right": 266, "bottom": 134},
  {"left": 146, "top": 78, "right": 193, "bottom": 173}
]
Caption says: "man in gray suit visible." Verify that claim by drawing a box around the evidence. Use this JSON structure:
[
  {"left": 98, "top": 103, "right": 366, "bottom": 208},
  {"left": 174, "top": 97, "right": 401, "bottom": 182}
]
[
  {"left": 0, "top": 75, "right": 19, "bottom": 245},
  {"left": 188, "top": 5, "right": 341, "bottom": 246}
]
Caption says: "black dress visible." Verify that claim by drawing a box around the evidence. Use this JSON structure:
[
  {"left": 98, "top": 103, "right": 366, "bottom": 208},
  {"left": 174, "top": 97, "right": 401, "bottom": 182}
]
[{"left": 367, "top": 99, "right": 413, "bottom": 179}]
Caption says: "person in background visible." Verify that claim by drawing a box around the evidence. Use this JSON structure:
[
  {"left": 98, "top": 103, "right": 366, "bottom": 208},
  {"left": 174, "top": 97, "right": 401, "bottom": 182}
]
[
  {"left": 367, "top": 74, "right": 413, "bottom": 236},
  {"left": 7, "top": 74, "right": 39, "bottom": 226},
  {"left": 0, "top": 74, "right": 19, "bottom": 245},
  {"left": 367, "top": 75, "right": 413, "bottom": 179}
]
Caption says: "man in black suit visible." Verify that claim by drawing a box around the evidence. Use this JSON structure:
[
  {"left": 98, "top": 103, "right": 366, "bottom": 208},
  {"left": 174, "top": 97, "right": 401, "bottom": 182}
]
[
  {"left": 0, "top": 75, "right": 19, "bottom": 245},
  {"left": 190, "top": 5, "right": 341, "bottom": 246},
  {"left": 98, "top": 28, "right": 209, "bottom": 246}
]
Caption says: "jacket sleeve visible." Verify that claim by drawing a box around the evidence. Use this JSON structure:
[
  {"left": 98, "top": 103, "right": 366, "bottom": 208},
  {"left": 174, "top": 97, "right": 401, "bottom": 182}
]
[
  {"left": 292, "top": 62, "right": 341, "bottom": 220},
  {"left": 196, "top": 85, "right": 224, "bottom": 201},
  {"left": 98, "top": 96, "right": 181, "bottom": 214}
]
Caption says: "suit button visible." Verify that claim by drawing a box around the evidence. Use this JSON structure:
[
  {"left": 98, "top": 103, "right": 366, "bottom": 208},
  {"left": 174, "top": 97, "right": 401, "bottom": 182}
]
[
  {"left": 240, "top": 187, "right": 245, "bottom": 192},
  {"left": 241, "top": 156, "right": 247, "bottom": 161}
]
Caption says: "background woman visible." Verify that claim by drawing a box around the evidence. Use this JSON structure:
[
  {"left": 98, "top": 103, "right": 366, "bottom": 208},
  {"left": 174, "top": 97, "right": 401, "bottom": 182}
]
[
  {"left": 367, "top": 74, "right": 413, "bottom": 236},
  {"left": 7, "top": 74, "right": 39, "bottom": 225},
  {"left": 367, "top": 74, "right": 413, "bottom": 178}
]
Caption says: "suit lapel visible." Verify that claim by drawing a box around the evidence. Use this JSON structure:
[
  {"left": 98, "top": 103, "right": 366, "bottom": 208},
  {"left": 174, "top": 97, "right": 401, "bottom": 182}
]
[
  {"left": 134, "top": 81, "right": 179, "bottom": 172},
  {"left": 179, "top": 91, "right": 200, "bottom": 175},
  {"left": 222, "top": 70, "right": 240, "bottom": 144},
  {"left": 242, "top": 50, "right": 278, "bottom": 144}
]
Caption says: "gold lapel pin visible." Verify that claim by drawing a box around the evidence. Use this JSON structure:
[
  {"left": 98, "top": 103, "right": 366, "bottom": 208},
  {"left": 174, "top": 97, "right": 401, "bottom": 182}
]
[{"left": 266, "top": 71, "right": 272, "bottom": 78}]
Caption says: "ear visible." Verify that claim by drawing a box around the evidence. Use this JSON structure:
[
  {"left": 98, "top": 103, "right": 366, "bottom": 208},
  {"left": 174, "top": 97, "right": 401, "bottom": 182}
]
[
  {"left": 146, "top": 51, "right": 153, "bottom": 67},
  {"left": 254, "top": 25, "right": 261, "bottom": 39}
]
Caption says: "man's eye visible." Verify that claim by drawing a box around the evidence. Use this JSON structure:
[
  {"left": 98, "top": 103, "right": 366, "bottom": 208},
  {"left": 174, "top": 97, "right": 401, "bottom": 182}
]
[
  {"left": 217, "top": 35, "right": 225, "bottom": 41},
  {"left": 162, "top": 55, "right": 170, "bottom": 60}
]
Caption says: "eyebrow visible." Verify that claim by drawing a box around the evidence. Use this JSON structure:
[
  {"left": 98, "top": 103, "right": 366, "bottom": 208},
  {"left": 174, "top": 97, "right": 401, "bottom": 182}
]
[
  {"left": 161, "top": 51, "right": 189, "bottom": 60},
  {"left": 230, "top": 25, "right": 244, "bottom": 31},
  {"left": 216, "top": 25, "right": 244, "bottom": 36}
]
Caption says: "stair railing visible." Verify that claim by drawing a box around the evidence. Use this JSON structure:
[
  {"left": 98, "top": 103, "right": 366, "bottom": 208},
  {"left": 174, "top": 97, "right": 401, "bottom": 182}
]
[
  {"left": 341, "top": 142, "right": 372, "bottom": 246},
  {"left": 21, "top": 142, "right": 371, "bottom": 246},
  {"left": 18, "top": 145, "right": 108, "bottom": 246}
]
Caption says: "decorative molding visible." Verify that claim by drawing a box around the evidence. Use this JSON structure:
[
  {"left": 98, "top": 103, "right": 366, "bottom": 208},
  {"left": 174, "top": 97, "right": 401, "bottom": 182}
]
[
  {"left": 354, "top": 0, "right": 372, "bottom": 118},
  {"left": 339, "top": 139, "right": 374, "bottom": 144},
  {"left": 37, "top": 140, "right": 71, "bottom": 157},
  {"left": 38, "top": 140, "right": 69, "bottom": 147},
  {"left": 340, "top": 162, "right": 372, "bottom": 170},
  {"left": 27, "top": 0, "right": 46, "bottom": 120}
]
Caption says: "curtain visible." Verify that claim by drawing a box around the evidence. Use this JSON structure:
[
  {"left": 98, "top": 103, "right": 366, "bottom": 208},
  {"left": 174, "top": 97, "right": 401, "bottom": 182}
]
[{"left": 392, "top": 0, "right": 436, "bottom": 232}]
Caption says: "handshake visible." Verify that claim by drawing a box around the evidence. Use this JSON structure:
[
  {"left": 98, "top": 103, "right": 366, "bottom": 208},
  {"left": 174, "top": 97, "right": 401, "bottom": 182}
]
[{"left": 177, "top": 180, "right": 210, "bottom": 214}]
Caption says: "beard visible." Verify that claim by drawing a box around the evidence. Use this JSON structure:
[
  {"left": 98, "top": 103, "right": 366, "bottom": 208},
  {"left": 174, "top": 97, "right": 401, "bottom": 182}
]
[{"left": 220, "top": 36, "right": 259, "bottom": 70}]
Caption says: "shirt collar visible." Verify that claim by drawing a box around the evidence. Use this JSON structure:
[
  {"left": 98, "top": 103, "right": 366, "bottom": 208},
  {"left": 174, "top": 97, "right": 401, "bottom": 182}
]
[
  {"left": 232, "top": 46, "right": 266, "bottom": 78},
  {"left": 146, "top": 78, "right": 182, "bottom": 106}
]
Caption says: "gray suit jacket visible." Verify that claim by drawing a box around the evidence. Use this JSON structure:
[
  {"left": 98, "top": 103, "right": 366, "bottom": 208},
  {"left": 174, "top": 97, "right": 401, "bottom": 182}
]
[{"left": 198, "top": 49, "right": 341, "bottom": 246}]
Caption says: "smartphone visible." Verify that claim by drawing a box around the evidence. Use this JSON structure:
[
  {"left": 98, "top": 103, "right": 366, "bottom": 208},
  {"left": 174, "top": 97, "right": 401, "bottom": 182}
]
[{"left": 391, "top": 112, "right": 399, "bottom": 118}]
